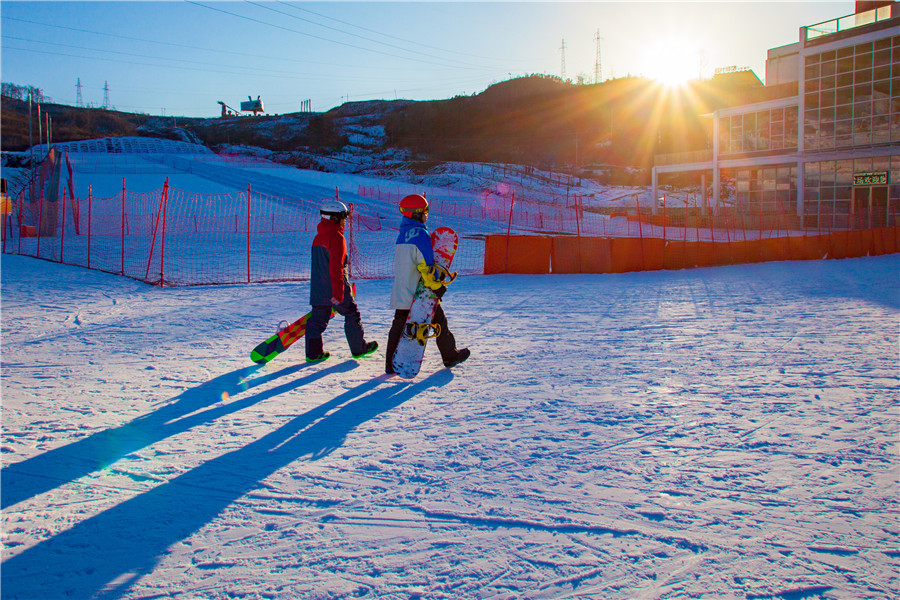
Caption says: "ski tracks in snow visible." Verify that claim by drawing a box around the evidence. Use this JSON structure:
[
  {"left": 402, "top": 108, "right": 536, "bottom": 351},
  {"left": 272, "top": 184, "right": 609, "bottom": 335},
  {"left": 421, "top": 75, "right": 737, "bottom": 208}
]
[{"left": 2, "top": 254, "right": 898, "bottom": 599}]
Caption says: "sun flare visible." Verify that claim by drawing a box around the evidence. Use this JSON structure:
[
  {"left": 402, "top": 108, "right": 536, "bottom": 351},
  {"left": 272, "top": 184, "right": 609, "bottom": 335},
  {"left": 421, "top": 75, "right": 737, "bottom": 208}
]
[{"left": 644, "top": 37, "right": 701, "bottom": 87}]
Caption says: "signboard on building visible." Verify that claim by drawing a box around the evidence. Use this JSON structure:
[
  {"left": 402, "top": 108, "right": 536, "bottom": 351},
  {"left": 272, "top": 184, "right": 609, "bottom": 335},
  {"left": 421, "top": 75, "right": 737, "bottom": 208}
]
[{"left": 853, "top": 171, "right": 888, "bottom": 186}]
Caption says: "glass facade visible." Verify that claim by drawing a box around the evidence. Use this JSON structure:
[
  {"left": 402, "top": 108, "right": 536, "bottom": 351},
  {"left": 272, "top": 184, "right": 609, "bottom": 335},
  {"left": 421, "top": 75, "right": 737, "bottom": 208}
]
[
  {"left": 719, "top": 106, "right": 798, "bottom": 154},
  {"left": 732, "top": 165, "right": 799, "bottom": 216},
  {"left": 803, "top": 35, "right": 899, "bottom": 150},
  {"left": 656, "top": 18, "right": 899, "bottom": 231},
  {"left": 803, "top": 154, "right": 900, "bottom": 229}
]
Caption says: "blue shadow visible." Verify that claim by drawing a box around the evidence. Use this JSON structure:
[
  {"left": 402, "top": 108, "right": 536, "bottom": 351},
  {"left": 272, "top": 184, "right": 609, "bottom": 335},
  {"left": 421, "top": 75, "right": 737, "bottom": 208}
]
[{"left": 1, "top": 368, "right": 452, "bottom": 600}]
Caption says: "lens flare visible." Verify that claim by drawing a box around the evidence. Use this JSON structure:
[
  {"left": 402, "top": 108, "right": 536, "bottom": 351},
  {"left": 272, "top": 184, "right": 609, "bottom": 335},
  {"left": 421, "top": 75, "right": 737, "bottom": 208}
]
[{"left": 643, "top": 37, "right": 701, "bottom": 87}]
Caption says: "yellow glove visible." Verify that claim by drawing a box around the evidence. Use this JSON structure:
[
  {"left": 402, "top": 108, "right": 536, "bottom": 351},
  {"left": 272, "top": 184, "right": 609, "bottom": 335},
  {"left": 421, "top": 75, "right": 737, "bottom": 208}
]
[{"left": 416, "top": 261, "right": 444, "bottom": 290}]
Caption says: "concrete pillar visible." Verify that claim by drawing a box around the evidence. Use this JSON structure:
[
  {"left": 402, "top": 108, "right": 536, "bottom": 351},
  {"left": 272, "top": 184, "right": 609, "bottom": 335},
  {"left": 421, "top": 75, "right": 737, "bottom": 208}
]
[
  {"left": 712, "top": 109, "right": 720, "bottom": 213},
  {"left": 701, "top": 173, "right": 708, "bottom": 215}
]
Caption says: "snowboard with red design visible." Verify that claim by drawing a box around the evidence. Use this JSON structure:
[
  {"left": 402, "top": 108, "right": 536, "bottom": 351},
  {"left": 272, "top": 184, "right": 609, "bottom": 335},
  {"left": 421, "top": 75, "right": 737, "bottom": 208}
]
[{"left": 391, "top": 226, "right": 458, "bottom": 378}]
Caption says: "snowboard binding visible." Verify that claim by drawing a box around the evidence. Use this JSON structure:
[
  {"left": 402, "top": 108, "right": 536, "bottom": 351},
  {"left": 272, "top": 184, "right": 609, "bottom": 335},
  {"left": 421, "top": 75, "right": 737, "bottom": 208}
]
[
  {"left": 434, "top": 264, "right": 458, "bottom": 285},
  {"left": 405, "top": 321, "right": 441, "bottom": 345}
]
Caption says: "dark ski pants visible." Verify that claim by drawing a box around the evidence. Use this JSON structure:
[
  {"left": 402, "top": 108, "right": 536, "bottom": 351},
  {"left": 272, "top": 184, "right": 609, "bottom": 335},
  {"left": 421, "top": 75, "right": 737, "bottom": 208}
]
[
  {"left": 306, "top": 287, "right": 366, "bottom": 358},
  {"left": 385, "top": 303, "right": 457, "bottom": 373}
]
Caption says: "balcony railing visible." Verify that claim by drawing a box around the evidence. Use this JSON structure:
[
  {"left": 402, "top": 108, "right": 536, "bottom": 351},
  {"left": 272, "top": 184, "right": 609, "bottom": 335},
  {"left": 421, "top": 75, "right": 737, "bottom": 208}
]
[
  {"left": 654, "top": 149, "right": 713, "bottom": 167},
  {"left": 804, "top": 5, "right": 895, "bottom": 41}
]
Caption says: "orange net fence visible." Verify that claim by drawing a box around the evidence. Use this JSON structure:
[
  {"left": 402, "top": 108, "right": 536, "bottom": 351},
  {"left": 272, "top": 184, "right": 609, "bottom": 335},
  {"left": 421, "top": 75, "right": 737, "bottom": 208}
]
[{"left": 4, "top": 158, "right": 897, "bottom": 285}]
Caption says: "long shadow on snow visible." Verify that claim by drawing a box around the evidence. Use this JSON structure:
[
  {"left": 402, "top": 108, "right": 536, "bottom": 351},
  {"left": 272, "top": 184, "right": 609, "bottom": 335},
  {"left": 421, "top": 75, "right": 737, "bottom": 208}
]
[
  {"left": 1, "top": 368, "right": 452, "bottom": 600},
  {"left": 1, "top": 361, "right": 339, "bottom": 510}
]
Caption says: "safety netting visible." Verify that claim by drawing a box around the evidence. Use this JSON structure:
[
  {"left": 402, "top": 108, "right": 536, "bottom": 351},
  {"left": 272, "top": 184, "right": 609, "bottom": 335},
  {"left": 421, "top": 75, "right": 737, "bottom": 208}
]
[
  {"left": 3, "top": 178, "right": 489, "bottom": 286},
  {"left": 4, "top": 149, "right": 897, "bottom": 285}
]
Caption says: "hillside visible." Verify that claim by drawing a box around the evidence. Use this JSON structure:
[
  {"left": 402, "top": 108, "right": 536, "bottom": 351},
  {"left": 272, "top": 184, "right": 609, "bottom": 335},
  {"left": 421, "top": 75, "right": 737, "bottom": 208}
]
[{"left": 1, "top": 74, "right": 772, "bottom": 184}]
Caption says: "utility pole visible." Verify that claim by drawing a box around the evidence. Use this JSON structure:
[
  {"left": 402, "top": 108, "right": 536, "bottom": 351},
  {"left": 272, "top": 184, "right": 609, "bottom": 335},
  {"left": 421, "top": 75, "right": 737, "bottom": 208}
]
[
  {"left": 102, "top": 81, "right": 110, "bottom": 109},
  {"left": 560, "top": 39, "right": 567, "bottom": 80},
  {"left": 75, "top": 78, "right": 84, "bottom": 107},
  {"left": 594, "top": 30, "right": 603, "bottom": 84}
]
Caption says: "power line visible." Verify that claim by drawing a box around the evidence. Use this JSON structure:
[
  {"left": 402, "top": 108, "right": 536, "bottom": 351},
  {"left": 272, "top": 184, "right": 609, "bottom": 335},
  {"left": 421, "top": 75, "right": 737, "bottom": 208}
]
[
  {"left": 185, "top": 1, "right": 486, "bottom": 71},
  {"left": 1, "top": 14, "right": 497, "bottom": 74},
  {"left": 246, "top": 0, "right": 490, "bottom": 69},
  {"left": 275, "top": 0, "right": 523, "bottom": 63},
  {"left": 1, "top": 35, "right": 422, "bottom": 82}
]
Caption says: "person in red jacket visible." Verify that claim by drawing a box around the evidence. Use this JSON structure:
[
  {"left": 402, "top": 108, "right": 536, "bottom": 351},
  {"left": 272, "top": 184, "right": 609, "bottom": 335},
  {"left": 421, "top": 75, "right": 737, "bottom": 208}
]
[{"left": 306, "top": 200, "right": 377, "bottom": 363}]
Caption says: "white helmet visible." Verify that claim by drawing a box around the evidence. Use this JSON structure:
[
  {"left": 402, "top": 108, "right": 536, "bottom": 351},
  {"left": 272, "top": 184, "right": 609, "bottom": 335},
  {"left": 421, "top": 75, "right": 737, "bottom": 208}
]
[{"left": 320, "top": 199, "right": 349, "bottom": 219}]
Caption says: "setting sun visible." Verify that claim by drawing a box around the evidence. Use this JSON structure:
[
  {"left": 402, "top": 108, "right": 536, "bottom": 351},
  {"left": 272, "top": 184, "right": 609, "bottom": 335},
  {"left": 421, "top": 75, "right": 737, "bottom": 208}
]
[{"left": 643, "top": 37, "right": 702, "bottom": 86}]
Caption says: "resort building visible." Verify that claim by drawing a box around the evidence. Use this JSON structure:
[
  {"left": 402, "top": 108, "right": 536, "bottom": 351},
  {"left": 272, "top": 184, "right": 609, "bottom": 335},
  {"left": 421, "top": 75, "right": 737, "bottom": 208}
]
[{"left": 652, "top": 1, "right": 899, "bottom": 229}]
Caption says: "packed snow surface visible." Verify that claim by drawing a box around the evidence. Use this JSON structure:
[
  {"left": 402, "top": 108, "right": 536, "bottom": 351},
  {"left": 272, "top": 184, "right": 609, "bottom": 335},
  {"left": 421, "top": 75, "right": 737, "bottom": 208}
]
[{"left": 2, "top": 252, "right": 898, "bottom": 599}]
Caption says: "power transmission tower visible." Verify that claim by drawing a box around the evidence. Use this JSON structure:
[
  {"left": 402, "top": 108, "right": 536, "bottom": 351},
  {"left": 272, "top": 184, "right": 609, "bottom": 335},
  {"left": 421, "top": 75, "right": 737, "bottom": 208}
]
[
  {"left": 75, "top": 78, "right": 84, "bottom": 107},
  {"left": 102, "top": 81, "right": 110, "bottom": 109},
  {"left": 696, "top": 49, "right": 709, "bottom": 81},
  {"left": 594, "top": 31, "right": 603, "bottom": 84},
  {"left": 560, "top": 39, "right": 567, "bottom": 80}
]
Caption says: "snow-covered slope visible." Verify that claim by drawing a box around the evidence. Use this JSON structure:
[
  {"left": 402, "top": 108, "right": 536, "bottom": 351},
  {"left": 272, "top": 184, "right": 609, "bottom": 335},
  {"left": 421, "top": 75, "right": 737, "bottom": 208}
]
[{"left": 2, "top": 252, "right": 897, "bottom": 599}]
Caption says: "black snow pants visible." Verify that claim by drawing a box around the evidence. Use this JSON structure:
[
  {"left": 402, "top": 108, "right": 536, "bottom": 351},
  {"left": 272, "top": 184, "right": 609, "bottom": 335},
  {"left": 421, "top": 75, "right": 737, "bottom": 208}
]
[{"left": 305, "top": 282, "right": 366, "bottom": 358}]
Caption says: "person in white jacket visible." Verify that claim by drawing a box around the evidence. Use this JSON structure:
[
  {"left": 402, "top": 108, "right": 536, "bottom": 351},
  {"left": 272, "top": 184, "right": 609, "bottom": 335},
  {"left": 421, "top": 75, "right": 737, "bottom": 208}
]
[{"left": 385, "top": 194, "right": 469, "bottom": 375}]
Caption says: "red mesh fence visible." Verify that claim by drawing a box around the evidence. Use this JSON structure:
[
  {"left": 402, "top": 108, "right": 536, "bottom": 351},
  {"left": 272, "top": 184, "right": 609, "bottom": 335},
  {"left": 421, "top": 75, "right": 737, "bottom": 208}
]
[
  {"left": 2, "top": 180, "right": 487, "bottom": 286},
  {"left": 4, "top": 159, "right": 897, "bottom": 285}
]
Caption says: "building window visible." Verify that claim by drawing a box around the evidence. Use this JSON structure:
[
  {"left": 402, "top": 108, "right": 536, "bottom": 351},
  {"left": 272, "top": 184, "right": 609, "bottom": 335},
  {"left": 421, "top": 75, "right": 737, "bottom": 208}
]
[
  {"left": 804, "top": 35, "right": 899, "bottom": 151},
  {"left": 803, "top": 155, "right": 899, "bottom": 229},
  {"left": 719, "top": 106, "right": 798, "bottom": 155},
  {"left": 733, "top": 165, "right": 798, "bottom": 219}
]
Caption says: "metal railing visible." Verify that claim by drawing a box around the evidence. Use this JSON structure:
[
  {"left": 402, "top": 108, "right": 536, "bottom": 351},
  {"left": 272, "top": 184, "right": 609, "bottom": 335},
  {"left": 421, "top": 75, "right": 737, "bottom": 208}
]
[{"left": 805, "top": 5, "right": 895, "bottom": 41}]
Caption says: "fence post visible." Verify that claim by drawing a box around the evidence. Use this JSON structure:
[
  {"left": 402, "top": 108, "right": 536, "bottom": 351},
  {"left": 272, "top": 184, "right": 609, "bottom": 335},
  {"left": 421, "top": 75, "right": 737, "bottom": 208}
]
[
  {"left": 146, "top": 179, "right": 167, "bottom": 283},
  {"left": 347, "top": 202, "right": 355, "bottom": 279},
  {"left": 575, "top": 194, "right": 582, "bottom": 237},
  {"left": 17, "top": 190, "right": 23, "bottom": 255},
  {"left": 161, "top": 179, "right": 168, "bottom": 285},
  {"left": 694, "top": 194, "right": 700, "bottom": 243},
  {"left": 505, "top": 191, "right": 516, "bottom": 272},
  {"left": 636, "top": 195, "right": 645, "bottom": 269},
  {"left": 121, "top": 178, "right": 126, "bottom": 275},
  {"left": 36, "top": 186, "right": 45, "bottom": 258},
  {"left": 88, "top": 186, "right": 92, "bottom": 269},
  {"left": 247, "top": 184, "right": 251, "bottom": 284},
  {"left": 60, "top": 177, "right": 66, "bottom": 264}
]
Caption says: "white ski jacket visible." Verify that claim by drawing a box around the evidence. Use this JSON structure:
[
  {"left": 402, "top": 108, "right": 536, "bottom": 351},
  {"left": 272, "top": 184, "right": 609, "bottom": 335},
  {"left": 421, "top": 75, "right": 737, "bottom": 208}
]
[{"left": 390, "top": 217, "right": 434, "bottom": 310}]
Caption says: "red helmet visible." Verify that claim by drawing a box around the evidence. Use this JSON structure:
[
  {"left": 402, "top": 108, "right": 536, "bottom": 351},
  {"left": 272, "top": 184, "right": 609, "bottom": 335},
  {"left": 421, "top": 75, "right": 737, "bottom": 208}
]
[{"left": 399, "top": 194, "right": 428, "bottom": 218}]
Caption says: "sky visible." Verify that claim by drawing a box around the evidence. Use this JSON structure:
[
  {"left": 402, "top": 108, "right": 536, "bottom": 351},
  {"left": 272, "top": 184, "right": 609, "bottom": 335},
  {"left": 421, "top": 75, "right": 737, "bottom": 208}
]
[{"left": 1, "top": 1, "right": 854, "bottom": 118}]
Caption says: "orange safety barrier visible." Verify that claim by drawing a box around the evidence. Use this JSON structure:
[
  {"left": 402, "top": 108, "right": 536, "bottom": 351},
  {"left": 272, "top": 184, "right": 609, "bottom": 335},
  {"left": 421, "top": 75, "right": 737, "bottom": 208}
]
[
  {"left": 484, "top": 234, "right": 551, "bottom": 274},
  {"left": 486, "top": 228, "right": 899, "bottom": 276},
  {"left": 787, "top": 235, "right": 829, "bottom": 261},
  {"left": 610, "top": 238, "right": 644, "bottom": 273},
  {"left": 550, "top": 237, "right": 582, "bottom": 274},
  {"left": 760, "top": 238, "right": 789, "bottom": 263},
  {"left": 872, "top": 227, "right": 897, "bottom": 255},
  {"left": 642, "top": 238, "right": 666, "bottom": 271}
]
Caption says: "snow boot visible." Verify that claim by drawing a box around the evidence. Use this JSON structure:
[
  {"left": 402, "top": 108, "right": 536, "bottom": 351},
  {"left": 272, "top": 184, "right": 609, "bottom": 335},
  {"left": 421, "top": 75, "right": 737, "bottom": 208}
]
[
  {"left": 306, "top": 352, "right": 330, "bottom": 363},
  {"left": 444, "top": 348, "right": 470, "bottom": 369},
  {"left": 353, "top": 341, "right": 379, "bottom": 359}
]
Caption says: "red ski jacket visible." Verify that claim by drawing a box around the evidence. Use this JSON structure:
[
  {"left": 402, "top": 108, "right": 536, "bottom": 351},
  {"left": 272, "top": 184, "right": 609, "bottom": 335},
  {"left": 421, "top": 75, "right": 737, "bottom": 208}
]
[{"left": 310, "top": 218, "right": 348, "bottom": 305}]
